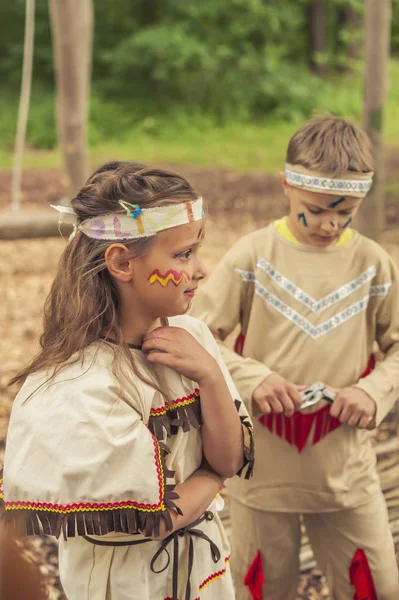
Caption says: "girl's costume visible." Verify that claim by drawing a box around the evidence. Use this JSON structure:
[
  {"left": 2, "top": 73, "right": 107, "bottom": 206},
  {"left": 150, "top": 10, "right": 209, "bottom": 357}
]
[{"left": 1, "top": 315, "right": 253, "bottom": 600}]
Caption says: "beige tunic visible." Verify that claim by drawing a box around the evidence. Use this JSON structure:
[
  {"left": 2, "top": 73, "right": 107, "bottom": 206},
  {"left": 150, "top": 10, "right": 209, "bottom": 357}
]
[
  {"left": 1, "top": 315, "right": 253, "bottom": 600},
  {"left": 191, "top": 224, "right": 399, "bottom": 512}
]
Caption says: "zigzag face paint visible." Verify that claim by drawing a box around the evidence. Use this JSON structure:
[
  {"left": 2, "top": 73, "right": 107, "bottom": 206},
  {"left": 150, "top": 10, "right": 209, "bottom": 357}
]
[
  {"left": 328, "top": 196, "right": 346, "bottom": 208},
  {"left": 148, "top": 269, "right": 191, "bottom": 287},
  {"left": 297, "top": 212, "right": 308, "bottom": 227}
]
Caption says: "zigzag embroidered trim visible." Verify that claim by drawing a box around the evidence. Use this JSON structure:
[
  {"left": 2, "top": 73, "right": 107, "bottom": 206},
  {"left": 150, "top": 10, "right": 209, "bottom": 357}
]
[
  {"left": 235, "top": 268, "right": 392, "bottom": 339},
  {"left": 256, "top": 259, "right": 377, "bottom": 313},
  {"left": 199, "top": 556, "right": 230, "bottom": 591},
  {"left": 369, "top": 283, "right": 392, "bottom": 296},
  {"left": 255, "top": 281, "right": 370, "bottom": 339},
  {"left": 148, "top": 390, "right": 202, "bottom": 440},
  {"left": 0, "top": 441, "right": 181, "bottom": 540}
]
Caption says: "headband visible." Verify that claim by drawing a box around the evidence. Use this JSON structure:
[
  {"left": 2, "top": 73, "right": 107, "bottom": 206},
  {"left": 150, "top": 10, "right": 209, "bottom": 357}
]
[
  {"left": 285, "top": 163, "right": 373, "bottom": 199},
  {"left": 51, "top": 197, "right": 204, "bottom": 240}
]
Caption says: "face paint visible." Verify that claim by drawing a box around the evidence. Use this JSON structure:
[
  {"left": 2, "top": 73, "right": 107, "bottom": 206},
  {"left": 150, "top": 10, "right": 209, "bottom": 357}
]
[
  {"left": 297, "top": 212, "right": 308, "bottom": 227},
  {"left": 328, "top": 196, "right": 345, "bottom": 208},
  {"left": 330, "top": 221, "right": 336, "bottom": 227},
  {"left": 197, "top": 227, "right": 205, "bottom": 241},
  {"left": 343, "top": 216, "right": 352, "bottom": 229},
  {"left": 148, "top": 269, "right": 191, "bottom": 287}
]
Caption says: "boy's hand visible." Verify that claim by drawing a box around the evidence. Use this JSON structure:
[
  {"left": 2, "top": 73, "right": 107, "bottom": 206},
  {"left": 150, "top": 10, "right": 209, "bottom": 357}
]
[
  {"left": 253, "top": 374, "right": 304, "bottom": 417},
  {"left": 329, "top": 387, "right": 376, "bottom": 429},
  {"left": 142, "top": 326, "right": 219, "bottom": 385}
]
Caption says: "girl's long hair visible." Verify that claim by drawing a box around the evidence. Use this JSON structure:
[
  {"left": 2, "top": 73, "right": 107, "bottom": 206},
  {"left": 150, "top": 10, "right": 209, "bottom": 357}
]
[{"left": 10, "top": 161, "right": 198, "bottom": 397}]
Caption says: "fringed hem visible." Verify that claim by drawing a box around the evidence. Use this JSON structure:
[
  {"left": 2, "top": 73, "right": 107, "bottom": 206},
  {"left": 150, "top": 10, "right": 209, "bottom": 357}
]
[
  {"left": 259, "top": 404, "right": 341, "bottom": 453},
  {"left": 234, "top": 400, "right": 255, "bottom": 480},
  {"left": 0, "top": 443, "right": 182, "bottom": 541},
  {"left": 149, "top": 396, "right": 202, "bottom": 440}
]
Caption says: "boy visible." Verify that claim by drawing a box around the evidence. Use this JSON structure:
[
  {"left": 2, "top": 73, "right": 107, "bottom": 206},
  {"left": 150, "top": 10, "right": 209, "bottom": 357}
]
[{"left": 191, "top": 117, "right": 399, "bottom": 599}]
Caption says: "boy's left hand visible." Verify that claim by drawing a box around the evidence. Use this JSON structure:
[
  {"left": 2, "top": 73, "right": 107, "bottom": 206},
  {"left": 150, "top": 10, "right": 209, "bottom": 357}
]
[{"left": 329, "top": 387, "right": 376, "bottom": 429}]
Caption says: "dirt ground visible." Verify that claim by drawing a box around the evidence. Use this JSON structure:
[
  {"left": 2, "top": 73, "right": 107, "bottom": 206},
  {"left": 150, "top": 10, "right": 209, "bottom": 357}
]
[{"left": 1, "top": 160, "right": 399, "bottom": 599}]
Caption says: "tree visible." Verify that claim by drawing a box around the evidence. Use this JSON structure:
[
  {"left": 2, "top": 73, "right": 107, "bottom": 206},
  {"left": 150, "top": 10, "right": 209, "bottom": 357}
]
[
  {"left": 358, "top": 0, "right": 392, "bottom": 240},
  {"left": 308, "top": 0, "right": 327, "bottom": 74},
  {"left": 11, "top": 0, "right": 35, "bottom": 212},
  {"left": 49, "top": 0, "right": 94, "bottom": 199}
]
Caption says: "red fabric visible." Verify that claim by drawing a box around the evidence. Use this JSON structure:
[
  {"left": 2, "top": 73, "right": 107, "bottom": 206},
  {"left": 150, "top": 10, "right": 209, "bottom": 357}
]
[
  {"left": 349, "top": 548, "right": 378, "bottom": 600},
  {"left": 258, "top": 355, "right": 375, "bottom": 452},
  {"left": 259, "top": 405, "right": 341, "bottom": 453},
  {"left": 244, "top": 550, "right": 265, "bottom": 600},
  {"left": 234, "top": 333, "right": 246, "bottom": 356}
]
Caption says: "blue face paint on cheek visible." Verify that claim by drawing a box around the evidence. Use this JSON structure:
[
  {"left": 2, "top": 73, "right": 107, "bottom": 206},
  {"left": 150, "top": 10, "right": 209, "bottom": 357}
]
[
  {"left": 328, "top": 196, "right": 346, "bottom": 208},
  {"left": 297, "top": 212, "right": 308, "bottom": 227},
  {"left": 343, "top": 216, "right": 352, "bottom": 229}
]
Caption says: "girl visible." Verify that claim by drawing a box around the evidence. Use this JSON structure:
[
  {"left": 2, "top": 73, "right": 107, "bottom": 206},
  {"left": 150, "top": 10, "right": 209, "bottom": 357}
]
[{"left": 0, "top": 162, "right": 254, "bottom": 600}]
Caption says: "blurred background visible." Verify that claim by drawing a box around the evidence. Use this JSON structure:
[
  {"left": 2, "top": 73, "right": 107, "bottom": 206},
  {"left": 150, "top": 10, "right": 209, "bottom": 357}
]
[{"left": 0, "top": 1, "right": 398, "bottom": 598}]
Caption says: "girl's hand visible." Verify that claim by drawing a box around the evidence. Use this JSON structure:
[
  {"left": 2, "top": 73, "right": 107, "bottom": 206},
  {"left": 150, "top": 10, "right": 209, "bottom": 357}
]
[
  {"left": 253, "top": 373, "right": 305, "bottom": 417},
  {"left": 329, "top": 386, "right": 376, "bottom": 429},
  {"left": 142, "top": 326, "right": 219, "bottom": 384}
]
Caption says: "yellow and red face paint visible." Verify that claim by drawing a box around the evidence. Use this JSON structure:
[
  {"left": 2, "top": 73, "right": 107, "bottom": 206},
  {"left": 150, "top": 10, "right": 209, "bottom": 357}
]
[{"left": 148, "top": 269, "right": 191, "bottom": 287}]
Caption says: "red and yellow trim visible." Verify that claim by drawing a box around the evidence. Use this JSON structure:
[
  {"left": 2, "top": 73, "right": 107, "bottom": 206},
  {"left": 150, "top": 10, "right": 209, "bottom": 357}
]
[
  {"left": 1, "top": 435, "right": 166, "bottom": 515},
  {"left": 150, "top": 388, "right": 200, "bottom": 417},
  {"left": 199, "top": 555, "right": 230, "bottom": 591}
]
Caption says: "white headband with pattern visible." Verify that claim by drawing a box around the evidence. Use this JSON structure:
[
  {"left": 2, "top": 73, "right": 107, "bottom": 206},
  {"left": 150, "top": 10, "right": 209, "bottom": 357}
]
[
  {"left": 285, "top": 163, "right": 373, "bottom": 199},
  {"left": 51, "top": 197, "right": 204, "bottom": 240}
]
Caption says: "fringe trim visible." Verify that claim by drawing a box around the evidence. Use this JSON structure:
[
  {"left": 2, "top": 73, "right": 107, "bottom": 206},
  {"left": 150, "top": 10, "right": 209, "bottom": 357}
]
[
  {"left": 0, "top": 443, "right": 182, "bottom": 541},
  {"left": 259, "top": 405, "right": 341, "bottom": 453},
  {"left": 235, "top": 399, "right": 255, "bottom": 479},
  {"left": 148, "top": 395, "right": 202, "bottom": 440}
]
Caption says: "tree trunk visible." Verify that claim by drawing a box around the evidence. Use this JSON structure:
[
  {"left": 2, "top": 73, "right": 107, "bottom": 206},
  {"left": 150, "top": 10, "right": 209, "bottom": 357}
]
[
  {"left": 337, "top": 4, "right": 364, "bottom": 72},
  {"left": 358, "top": 0, "right": 392, "bottom": 240},
  {"left": 308, "top": 0, "right": 327, "bottom": 75},
  {"left": 49, "top": 0, "right": 94, "bottom": 199},
  {"left": 11, "top": 0, "right": 35, "bottom": 212}
]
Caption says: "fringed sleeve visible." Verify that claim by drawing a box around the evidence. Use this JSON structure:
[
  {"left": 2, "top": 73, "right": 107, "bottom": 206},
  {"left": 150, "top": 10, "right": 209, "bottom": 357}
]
[{"left": 1, "top": 367, "right": 181, "bottom": 540}]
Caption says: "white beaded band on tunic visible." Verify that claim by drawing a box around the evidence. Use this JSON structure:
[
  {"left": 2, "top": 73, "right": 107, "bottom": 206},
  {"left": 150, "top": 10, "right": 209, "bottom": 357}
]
[{"left": 285, "top": 163, "right": 373, "bottom": 199}]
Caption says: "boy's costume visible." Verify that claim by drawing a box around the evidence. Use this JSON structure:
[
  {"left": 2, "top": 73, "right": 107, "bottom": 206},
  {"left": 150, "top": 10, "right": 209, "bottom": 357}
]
[
  {"left": 191, "top": 166, "right": 399, "bottom": 599},
  {"left": 1, "top": 315, "right": 253, "bottom": 600}
]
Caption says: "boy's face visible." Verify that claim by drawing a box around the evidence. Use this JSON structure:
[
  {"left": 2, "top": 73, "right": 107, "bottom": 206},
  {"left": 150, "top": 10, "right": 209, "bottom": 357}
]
[{"left": 281, "top": 173, "right": 363, "bottom": 247}]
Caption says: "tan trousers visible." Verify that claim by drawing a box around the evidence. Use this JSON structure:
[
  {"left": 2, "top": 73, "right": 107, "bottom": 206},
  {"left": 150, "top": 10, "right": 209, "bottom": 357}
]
[{"left": 229, "top": 494, "right": 399, "bottom": 600}]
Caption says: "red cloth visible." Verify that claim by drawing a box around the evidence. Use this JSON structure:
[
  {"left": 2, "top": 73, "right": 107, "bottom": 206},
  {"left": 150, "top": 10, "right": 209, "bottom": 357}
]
[
  {"left": 244, "top": 550, "right": 265, "bottom": 600},
  {"left": 234, "top": 333, "right": 246, "bottom": 356},
  {"left": 349, "top": 548, "right": 378, "bottom": 600},
  {"left": 257, "top": 355, "right": 375, "bottom": 452}
]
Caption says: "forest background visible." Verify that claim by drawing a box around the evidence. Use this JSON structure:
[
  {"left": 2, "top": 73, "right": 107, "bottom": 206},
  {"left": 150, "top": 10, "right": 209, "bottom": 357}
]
[{"left": 1, "top": 0, "right": 399, "bottom": 172}]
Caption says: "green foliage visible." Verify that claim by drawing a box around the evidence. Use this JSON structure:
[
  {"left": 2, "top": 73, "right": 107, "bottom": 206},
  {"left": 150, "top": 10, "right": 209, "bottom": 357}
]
[{"left": 1, "top": 0, "right": 398, "bottom": 148}]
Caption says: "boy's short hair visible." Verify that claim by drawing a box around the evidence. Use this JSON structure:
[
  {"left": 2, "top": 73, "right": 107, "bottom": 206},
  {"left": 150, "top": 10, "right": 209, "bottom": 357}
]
[{"left": 286, "top": 116, "right": 374, "bottom": 176}]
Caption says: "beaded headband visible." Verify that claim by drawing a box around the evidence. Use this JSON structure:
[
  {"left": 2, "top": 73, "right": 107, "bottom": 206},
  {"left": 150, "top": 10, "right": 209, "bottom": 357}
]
[
  {"left": 285, "top": 163, "right": 373, "bottom": 199},
  {"left": 51, "top": 197, "right": 204, "bottom": 240}
]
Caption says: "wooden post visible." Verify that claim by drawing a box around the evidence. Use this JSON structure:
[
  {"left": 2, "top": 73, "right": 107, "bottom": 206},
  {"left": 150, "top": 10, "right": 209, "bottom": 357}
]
[
  {"left": 358, "top": 0, "right": 392, "bottom": 240},
  {"left": 11, "top": 0, "right": 35, "bottom": 212},
  {"left": 49, "top": 0, "right": 94, "bottom": 199},
  {"left": 308, "top": 0, "right": 327, "bottom": 75}
]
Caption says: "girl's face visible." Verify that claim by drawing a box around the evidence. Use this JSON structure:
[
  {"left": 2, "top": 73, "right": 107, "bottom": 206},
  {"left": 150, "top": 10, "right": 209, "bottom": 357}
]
[
  {"left": 281, "top": 173, "right": 362, "bottom": 247},
  {"left": 130, "top": 219, "right": 207, "bottom": 317}
]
